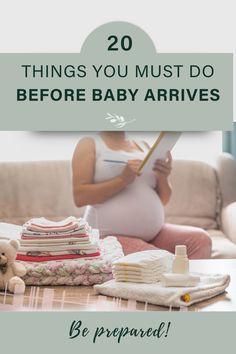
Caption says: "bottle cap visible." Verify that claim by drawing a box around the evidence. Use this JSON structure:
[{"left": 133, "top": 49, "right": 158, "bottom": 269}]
[{"left": 175, "top": 245, "right": 187, "bottom": 256}]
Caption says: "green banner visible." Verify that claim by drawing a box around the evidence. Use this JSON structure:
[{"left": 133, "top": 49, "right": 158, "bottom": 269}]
[
  {"left": 1, "top": 312, "right": 235, "bottom": 353},
  {"left": 0, "top": 21, "right": 233, "bottom": 130}
]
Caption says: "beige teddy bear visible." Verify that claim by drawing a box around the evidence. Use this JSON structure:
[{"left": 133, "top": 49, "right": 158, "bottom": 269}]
[{"left": 0, "top": 239, "right": 26, "bottom": 294}]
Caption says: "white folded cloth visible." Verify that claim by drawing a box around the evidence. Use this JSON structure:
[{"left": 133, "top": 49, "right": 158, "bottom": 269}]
[
  {"left": 25, "top": 216, "right": 77, "bottom": 227},
  {"left": 94, "top": 272, "right": 230, "bottom": 307},
  {"left": 112, "top": 250, "right": 173, "bottom": 283},
  {"left": 18, "top": 243, "right": 98, "bottom": 252},
  {"left": 161, "top": 273, "right": 200, "bottom": 287},
  {"left": 20, "top": 237, "right": 90, "bottom": 245},
  {"left": 0, "top": 222, "right": 22, "bottom": 239}
]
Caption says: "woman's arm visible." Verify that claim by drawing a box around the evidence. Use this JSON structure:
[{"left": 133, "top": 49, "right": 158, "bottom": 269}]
[
  {"left": 72, "top": 137, "right": 140, "bottom": 207},
  {"left": 153, "top": 152, "right": 172, "bottom": 205},
  {"left": 155, "top": 176, "right": 172, "bottom": 205}
]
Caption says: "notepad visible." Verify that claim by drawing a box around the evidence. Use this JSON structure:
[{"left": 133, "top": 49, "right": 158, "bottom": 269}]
[{"left": 138, "top": 132, "right": 181, "bottom": 173}]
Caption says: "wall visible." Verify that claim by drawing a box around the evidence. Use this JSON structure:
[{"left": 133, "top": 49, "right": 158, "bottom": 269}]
[{"left": 0, "top": 131, "right": 222, "bottom": 165}]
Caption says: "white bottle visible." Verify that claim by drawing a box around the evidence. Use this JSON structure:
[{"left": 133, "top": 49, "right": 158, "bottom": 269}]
[{"left": 172, "top": 245, "right": 189, "bottom": 274}]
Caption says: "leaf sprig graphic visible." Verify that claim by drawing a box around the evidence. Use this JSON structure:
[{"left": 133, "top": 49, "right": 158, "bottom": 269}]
[{"left": 105, "top": 113, "right": 136, "bottom": 128}]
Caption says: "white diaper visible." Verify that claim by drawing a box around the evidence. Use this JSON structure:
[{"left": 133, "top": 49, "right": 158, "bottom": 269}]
[{"left": 112, "top": 249, "right": 174, "bottom": 283}]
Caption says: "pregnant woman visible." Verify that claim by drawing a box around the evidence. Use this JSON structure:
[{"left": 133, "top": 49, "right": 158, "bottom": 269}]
[{"left": 72, "top": 132, "right": 212, "bottom": 258}]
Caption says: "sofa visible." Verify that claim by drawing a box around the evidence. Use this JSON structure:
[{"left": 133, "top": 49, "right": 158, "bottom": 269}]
[{"left": 0, "top": 153, "right": 236, "bottom": 258}]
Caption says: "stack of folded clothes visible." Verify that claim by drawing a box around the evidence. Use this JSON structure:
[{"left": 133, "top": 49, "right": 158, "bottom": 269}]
[
  {"left": 0, "top": 221, "right": 124, "bottom": 286},
  {"left": 16, "top": 217, "right": 101, "bottom": 262},
  {"left": 112, "top": 250, "right": 174, "bottom": 283}
]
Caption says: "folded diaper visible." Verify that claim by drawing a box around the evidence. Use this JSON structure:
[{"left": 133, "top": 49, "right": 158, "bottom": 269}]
[
  {"left": 94, "top": 273, "right": 230, "bottom": 307},
  {"left": 113, "top": 263, "right": 170, "bottom": 272},
  {"left": 112, "top": 250, "right": 173, "bottom": 283},
  {"left": 113, "top": 265, "right": 170, "bottom": 283},
  {"left": 113, "top": 249, "right": 173, "bottom": 267}
]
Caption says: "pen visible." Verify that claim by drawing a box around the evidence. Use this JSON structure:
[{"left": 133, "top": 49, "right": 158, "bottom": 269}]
[{"left": 103, "top": 159, "right": 127, "bottom": 164}]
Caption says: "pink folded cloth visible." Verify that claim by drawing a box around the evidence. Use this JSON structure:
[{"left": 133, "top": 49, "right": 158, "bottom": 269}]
[
  {"left": 16, "top": 250, "right": 101, "bottom": 262},
  {"left": 26, "top": 220, "right": 79, "bottom": 233},
  {"left": 20, "top": 237, "right": 90, "bottom": 245},
  {"left": 23, "top": 217, "right": 88, "bottom": 234},
  {"left": 21, "top": 233, "right": 88, "bottom": 240},
  {"left": 18, "top": 249, "right": 99, "bottom": 256}
]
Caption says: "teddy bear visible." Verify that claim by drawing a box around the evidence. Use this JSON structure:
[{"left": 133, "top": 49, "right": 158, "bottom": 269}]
[{"left": 0, "top": 239, "right": 26, "bottom": 294}]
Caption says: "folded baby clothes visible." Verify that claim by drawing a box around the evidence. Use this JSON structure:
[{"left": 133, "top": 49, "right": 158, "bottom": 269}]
[
  {"left": 23, "top": 216, "right": 80, "bottom": 233},
  {"left": 20, "top": 237, "right": 90, "bottom": 245},
  {"left": 94, "top": 273, "right": 231, "bottom": 307},
  {"left": 0, "top": 222, "right": 124, "bottom": 286},
  {"left": 17, "top": 217, "right": 101, "bottom": 262},
  {"left": 16, "top": 252, "right": 101, "bottom": 262},
  {"left": 21, "top": 234, "right": 89, "bottom": 240},
  {"left": 21, "top": 236, "right": 124, "bottom": 286},
  {"left": 112, "top": 250, "right": 173, "bottom": 283},
  {"left": 21, "top": 217, "right": 90, "bottom": 239},
  {"left": 18, "top": 242, "right": 98, "bottom": 253}
]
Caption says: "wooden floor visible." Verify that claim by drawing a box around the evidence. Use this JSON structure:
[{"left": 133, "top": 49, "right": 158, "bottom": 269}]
[{"left": 1, "top": 259, "right": 236, "bottom": 311}]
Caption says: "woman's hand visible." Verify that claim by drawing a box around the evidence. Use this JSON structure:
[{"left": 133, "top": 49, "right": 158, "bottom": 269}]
[
  {"left": 120, "top": 159, "right": 142, "bottom": 185},
  {"left": 153, "top": 152, "right": 172, "bottom": 205},
  {"left": 153, "top": 151, "right": 172, "bottom": 180}
]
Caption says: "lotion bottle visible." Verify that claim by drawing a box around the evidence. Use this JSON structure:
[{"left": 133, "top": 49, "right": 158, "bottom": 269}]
[{"left": 172, "top": 245, "right": 189, "bottom": 274}]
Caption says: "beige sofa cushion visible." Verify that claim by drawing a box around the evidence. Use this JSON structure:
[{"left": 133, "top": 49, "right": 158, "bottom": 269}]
[
  {"left": 165, "top": 160, "right": 221, "bottom": 229},
  {"left": 0, "top": 160, "right": 84, "bottom": 224},
  {"left": 0, "top": 159, "right": 221, "bottom": 229},
  {"left": 208, "top": 229, "right": 236, "bottom": 259}
]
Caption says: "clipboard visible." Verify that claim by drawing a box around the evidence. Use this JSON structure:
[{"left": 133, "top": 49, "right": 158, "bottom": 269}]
[{"left": 138, "top": 132, "right": 181, "bottom": 173}]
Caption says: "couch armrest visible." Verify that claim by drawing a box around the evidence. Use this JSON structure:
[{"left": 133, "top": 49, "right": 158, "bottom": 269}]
[
  {"left": 217, "top": 153, "right": 236, "bottom": 207},
  {"left": 221, "top": 202, "right": 236, "bottom": 244}
]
